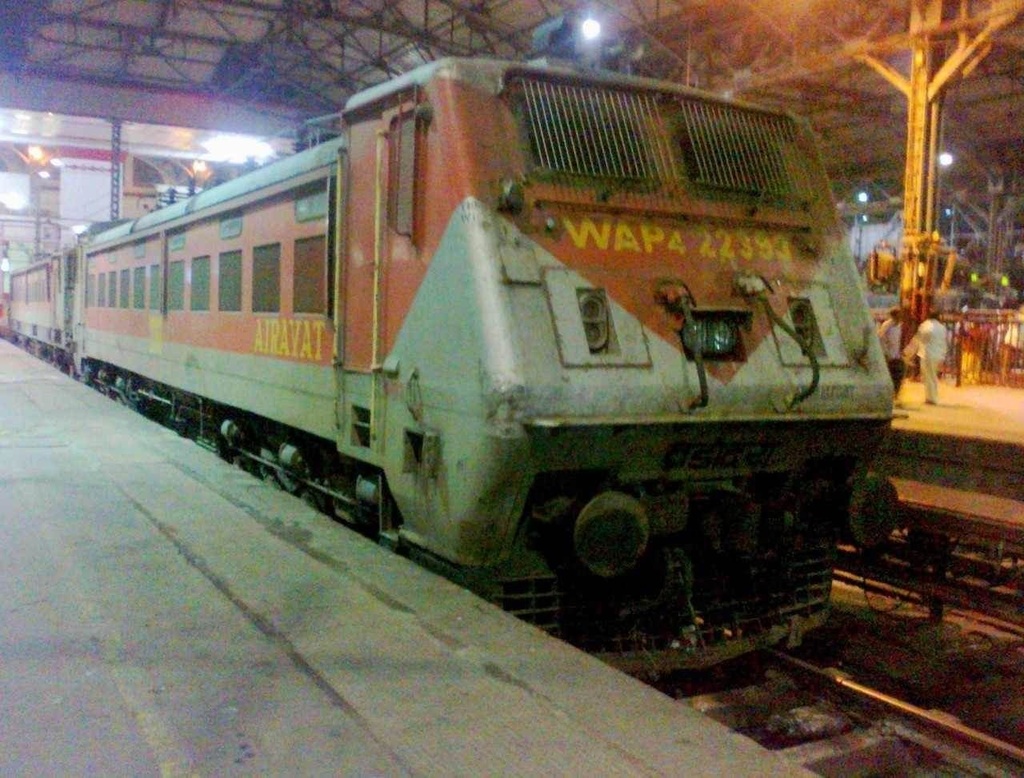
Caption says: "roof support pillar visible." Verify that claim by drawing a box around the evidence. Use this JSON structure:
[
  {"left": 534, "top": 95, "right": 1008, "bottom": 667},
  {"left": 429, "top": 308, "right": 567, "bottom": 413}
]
[
  {"left": 110, "top": 119, "right": 122, "bottom": 221},
  {"left": 856, "top": 0, "right": 1022, "bottom": 325}
]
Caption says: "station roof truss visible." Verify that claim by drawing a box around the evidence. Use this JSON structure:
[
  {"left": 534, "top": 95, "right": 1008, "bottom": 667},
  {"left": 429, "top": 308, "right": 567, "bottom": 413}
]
[{"left": 0, "top": 0, "right": 1023, "bottom": 221}]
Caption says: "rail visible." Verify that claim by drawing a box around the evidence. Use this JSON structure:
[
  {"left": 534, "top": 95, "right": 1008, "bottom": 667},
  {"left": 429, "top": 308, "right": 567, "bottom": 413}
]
[{"left": 770, "top": 650, "right": 1024, "bottom": 769}]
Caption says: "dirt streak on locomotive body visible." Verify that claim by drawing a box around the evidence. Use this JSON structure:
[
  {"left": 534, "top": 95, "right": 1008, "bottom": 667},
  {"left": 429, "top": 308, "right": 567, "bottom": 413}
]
[{"left": 5, "top": 58, "right": 895, "bottom": 672}]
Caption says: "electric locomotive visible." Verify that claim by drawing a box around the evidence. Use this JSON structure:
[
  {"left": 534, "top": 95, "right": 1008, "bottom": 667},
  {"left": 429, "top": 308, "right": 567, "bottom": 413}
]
[
  {"left": 72, "top": 58, "right": 894, "bottom": 672},
  {"left": 5, "top": 252, "right": 75, "bottom": 372}
]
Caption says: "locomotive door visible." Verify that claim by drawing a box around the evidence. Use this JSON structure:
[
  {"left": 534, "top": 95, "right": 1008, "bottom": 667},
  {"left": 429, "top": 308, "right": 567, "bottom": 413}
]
[{"left": 338, "top": 101, "right": 424, "bottom": 455}]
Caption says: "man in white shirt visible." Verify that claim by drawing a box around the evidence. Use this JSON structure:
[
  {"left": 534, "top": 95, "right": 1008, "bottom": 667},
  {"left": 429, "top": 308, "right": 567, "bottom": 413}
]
[{"left": 906, "top": 312, "right": 948, "bottom": 404}]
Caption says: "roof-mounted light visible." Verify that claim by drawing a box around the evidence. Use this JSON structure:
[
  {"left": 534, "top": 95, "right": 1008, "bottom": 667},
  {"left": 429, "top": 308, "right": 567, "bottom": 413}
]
[{"left": 580, "top": 18, "right": 601, "bottom": 41}]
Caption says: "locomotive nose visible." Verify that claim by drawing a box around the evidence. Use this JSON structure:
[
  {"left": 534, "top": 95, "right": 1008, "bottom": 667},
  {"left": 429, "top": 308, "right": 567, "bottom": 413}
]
[{"left": 573, "top": 491, "right": 650, "bottom": 578}]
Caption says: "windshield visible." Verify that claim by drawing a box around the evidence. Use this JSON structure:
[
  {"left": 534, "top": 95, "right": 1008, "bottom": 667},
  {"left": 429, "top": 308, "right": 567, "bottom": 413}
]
[{"left": 506, "top": 74, "right": 813, "bottom": 209}]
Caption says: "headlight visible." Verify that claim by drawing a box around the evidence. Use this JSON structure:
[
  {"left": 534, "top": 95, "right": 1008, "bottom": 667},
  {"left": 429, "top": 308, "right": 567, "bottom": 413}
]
[
  {"left": 683, "top": 308, "right": 751, "bottom": 361},
  {"left": 577, "top": 288, "right": 611, "bottom": 353},
  {"left": 698, "top": 318, "right": 738, "bottom": 355}
]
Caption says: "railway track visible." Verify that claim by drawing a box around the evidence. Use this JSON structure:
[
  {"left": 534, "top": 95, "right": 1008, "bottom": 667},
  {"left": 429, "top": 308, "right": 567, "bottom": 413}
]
[
  {"left": 838, "top": 492, "right": 1024, "bottom": 627},
  {"left": 656, "top": 490, "right": 1024, "bottom": 776},
  {"left": 660, "top": 646, "right": 1024, "bottom": 776}
]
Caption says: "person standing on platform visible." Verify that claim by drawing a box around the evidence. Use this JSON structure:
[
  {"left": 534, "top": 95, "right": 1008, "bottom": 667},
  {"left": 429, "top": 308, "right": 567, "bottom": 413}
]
[
  {"left": 877, "top": 306, "right": 905, "bottom": 399},
  {"left": 905, "top": 311, "right": 948, "bottom": 405},
  {"left": 1000, "top": 303, "right": 1024, "bottom": 381}
]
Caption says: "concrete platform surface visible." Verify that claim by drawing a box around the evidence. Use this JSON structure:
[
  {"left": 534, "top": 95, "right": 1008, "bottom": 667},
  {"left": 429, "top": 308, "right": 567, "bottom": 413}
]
[
  {"left": 892, "top": 379, "right": 1024, "bottom": 447},
  {"left": 0, "top": 339, "right": 808, "bottom": 776}
]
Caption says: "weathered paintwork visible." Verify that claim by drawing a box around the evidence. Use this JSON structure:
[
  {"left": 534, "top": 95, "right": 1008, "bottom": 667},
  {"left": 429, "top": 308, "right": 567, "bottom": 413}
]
[{"left": 11, "top": 58, "right": 895, "bottom": 668}]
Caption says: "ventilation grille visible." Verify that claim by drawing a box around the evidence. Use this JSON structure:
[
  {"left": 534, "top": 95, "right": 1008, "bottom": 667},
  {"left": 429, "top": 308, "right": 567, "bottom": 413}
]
[
  {"left": 510, "top": 76, "right": 811, "bottom": 206},
  {"left": 518, "top": 79, "right": 678, "bottom": 183},
  {"left": 676, "top": 98, "right": 805, "bottom": 200}
]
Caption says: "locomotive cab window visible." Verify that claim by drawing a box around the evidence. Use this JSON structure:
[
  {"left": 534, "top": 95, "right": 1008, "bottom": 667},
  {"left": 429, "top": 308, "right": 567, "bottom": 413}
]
[
  {"left": 387, "top": 108, "right": 425, "bottom": 240},
  {"left": 507, "top": 75, "right": 814, "bottom": 210},
  {"left": 508, "top": 77, "right": 670, "bottom": 189},
  {"left": 107, "top": 272, "right": 117, "bottom": 308},
  {"left": 670, "top": 100, "right": 810, "bottom": 207}
]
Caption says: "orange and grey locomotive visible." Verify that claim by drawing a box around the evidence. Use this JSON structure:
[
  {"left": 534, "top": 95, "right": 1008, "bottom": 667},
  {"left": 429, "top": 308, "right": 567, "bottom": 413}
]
[{"left": 14, "top": 59, "right": 895, "bottom": 671}]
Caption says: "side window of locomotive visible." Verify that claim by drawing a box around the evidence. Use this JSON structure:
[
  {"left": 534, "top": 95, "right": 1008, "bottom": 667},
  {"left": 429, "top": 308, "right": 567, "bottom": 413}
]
[
  {"left": 132, "top": 267, "right": 146, "bottom": 308},
  {"left": 387, "top": 110, "right": 421, "bottom": 239},
  {"left": 191, "top": 256, "right": 210, "bottom": 312},
  {"left": 119, "top": 269, "right": 130, "bottom": 308},
  {"left": 294, "top": 235, "right": 326, "bottom": 315},
  {"left": 167, "top": 260, "right": 185, "bottom": 311},
  {"left": 218, "top": 250, "right": 242, "bottom": 312},
  {"left": 220, "top": 215, "right": 243, "bottom": 240},
  {"left": 252, "top": 243, "right": 280, "bottom": 313},
  {"left": 87, "top": 273, "right": 96, "bottom": 307},
  {"left": 97, "top": 273, "right": 106, "bottom": 307},
  {"left": 107, "top": 272, "right": 117, "bottom": 309},
  {"left": 295, "top": 188, "right": 327, "bottom": 223},
  {"left": 148, "top": 264, "right": 160, "bottom": 311}
]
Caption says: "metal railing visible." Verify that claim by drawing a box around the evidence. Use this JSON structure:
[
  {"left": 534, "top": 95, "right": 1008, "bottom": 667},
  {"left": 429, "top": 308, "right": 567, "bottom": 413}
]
[
  {"left": 940, "top": 310, "right": 1024, "bottom": 388},
  {"left": 885, "top": 310, "right": 1024, "bottom": 389}
]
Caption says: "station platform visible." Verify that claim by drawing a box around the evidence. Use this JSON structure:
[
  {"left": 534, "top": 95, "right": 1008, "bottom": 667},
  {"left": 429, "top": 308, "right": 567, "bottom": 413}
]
[
  {"left": 890, "top": 379, "right": 1024, "bottom": 448},
  {"left": 0, "top": 338, "right": 806, "bottom": 776}
]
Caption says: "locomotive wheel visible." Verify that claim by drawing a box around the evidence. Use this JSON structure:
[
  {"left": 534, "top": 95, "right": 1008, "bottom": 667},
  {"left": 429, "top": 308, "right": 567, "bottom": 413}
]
[
  {"left": 274, "top": 467, "right": 304, "bottom": 495},
  {"left": 847, "top": 473, "right": 900, "bottom": 548}
]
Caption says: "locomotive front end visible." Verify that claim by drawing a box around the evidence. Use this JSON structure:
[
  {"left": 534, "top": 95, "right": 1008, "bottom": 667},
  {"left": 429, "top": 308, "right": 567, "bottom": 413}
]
[
  {"left": 469, "top": 66, "right": 893, "bottom": 671},
  {"left": 336, "top": 59, "right": 894, "bottom": 673}
]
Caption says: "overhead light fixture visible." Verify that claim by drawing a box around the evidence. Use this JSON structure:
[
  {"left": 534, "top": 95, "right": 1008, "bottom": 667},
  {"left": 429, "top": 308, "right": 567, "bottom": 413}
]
[
  {"left": 1, "top": 192, "right": 27, "bottom": 210},
  {"left": 201, "top": 135, "right": 275, "bottom": 164},
  {"left": 857, "top": 191, "right": 869, "bottom": 203},
  {"left": 938, "top": 152, "right": 954, "bottom": 167},
  {"left": 581, "top": 18, "right": 601, "bottom": 41}
]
